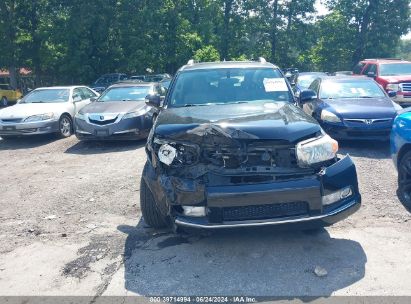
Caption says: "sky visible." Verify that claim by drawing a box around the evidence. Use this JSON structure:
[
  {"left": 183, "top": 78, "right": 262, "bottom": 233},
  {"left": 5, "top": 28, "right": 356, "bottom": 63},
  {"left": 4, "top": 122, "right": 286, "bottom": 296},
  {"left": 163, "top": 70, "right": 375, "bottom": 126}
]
[{"left": 315, "top": 0, "right": 411, "bottom": 39}]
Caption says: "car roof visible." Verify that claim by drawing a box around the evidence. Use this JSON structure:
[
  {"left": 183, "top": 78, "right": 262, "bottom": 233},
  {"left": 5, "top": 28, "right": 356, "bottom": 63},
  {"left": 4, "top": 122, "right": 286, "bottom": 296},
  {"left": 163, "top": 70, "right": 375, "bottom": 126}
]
[
  {"left": 362, "top": 59, "right": 410, "bottom": 64},
  {"left": 34, "top": 86, "right": 81, "bottom": 90},
  {"left": 108, "top": 82, "right": 156, "bottom": 88},
  {"left": 318, "top": 76, "right": 373, "bottom": 82},
  {"left": 298, "top": 72, "right": 327, "bottom": 76},
  {"left": 179, "top": 61, "right": 279, "bottom": 72}
]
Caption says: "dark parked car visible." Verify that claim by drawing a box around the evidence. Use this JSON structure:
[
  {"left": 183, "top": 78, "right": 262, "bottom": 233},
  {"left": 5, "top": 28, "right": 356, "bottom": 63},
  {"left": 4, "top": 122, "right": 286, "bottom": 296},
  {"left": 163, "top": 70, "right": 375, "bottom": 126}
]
[
  {"left": 302, "top": 76, "right": 401, "bottom": 141},
  {"left": 294, "top": 72, "right": 328, "bottom": 96},
  {"left": 140, "top": 59, "right": 361, "bottom": 231},
  {"left": 391, "top": 110, "right": 411, "bottom": 208},
  {"left": 74, "top": 83, "right": 162, "bottom": 140},
  {"left": 90, "top": 73, "right": 128, "bottom": 94}
]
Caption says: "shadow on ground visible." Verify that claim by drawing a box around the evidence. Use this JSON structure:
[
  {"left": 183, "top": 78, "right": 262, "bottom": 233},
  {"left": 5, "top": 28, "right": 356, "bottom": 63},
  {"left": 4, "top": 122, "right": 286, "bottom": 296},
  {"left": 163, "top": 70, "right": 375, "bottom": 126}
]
[
  {"left": 65, "top": 139, "right": 146, "bottom": 155},
  {"left": 118, "top": 221, "right": 366, "bottom": 297},
  {"left": 338, "top": 140, "right": 390, "bottom": 159},
  {"left": 0, "top": 134, "right": 60, "bottom": 150}
]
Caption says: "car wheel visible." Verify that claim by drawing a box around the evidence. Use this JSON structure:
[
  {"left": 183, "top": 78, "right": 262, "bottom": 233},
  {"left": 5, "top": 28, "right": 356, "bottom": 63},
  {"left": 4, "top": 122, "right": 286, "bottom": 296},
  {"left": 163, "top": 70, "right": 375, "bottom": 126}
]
[
  {"left": 1, "top": 97, "right": 8, "bottom": 106},
  {"left": 398, "top": 150, "right": 411, "bottom": 208},
  {"left": 59, "top": 115, "right": 73, "bottom": 138},
  {"left": 140, "top": 166, "right": 169, "bottom": 229}
]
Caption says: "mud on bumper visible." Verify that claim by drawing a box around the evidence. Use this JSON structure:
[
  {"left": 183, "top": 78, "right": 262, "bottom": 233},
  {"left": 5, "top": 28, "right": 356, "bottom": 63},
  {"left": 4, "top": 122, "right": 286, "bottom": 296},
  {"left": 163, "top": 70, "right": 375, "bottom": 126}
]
[{"left": 143, "top": 155, "right": 361, "bottom": 229}]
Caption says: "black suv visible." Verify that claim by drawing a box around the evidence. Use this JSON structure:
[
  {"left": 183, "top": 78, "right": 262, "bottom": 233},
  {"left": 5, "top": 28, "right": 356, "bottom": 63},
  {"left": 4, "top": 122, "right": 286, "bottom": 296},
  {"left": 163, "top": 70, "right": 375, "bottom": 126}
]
[{"left": 141, "top": 59, "right": 361, "bottom": 230}]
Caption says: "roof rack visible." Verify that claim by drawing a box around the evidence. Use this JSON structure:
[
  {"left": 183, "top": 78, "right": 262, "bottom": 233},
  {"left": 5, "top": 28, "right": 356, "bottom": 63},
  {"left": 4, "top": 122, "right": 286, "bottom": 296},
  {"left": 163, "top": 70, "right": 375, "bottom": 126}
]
[
  {"left": 258, "top": 57, "right": 267, "bottom": 63},
  {"left": 187, "top": 59, "right": 196, "bottom": 65},
  {"left": 364, "top": 58, "right": 403, "bottom": 61}
]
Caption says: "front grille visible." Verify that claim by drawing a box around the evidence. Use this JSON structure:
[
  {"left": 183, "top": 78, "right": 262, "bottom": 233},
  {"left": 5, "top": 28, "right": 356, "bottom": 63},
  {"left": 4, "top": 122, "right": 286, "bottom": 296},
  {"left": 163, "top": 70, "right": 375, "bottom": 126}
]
[
  {"left": 401, "top": 83, "right": 411, "bottom": 92},
  {"left": 1, "top": 118, "right": 22, "bottom": 123},
  {"left": 346, "top": 130, "right": 390, "bottom": 137},
  {"left": 203, "top": 140, "right": 297, "bottom": 169},
  {"left": 89, "top": 118, "right": 117, "bottom": 125},
  {"left": 222, "top": 201, "right": 309, "bottom": 221},
  {"left": 344, "top": 118, "right": 392, "bottom": 125}
]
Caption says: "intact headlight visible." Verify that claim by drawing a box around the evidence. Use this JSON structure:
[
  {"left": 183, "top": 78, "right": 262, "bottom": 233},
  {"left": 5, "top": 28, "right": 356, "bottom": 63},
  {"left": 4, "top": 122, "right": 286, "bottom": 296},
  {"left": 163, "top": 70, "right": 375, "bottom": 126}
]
[
  {"left": 321, "top": 110, "right": 341, "bottom": 123},
  {"left": 154, "top": 138, "right": 199, "bottom": 167},
  {"left": 296, "top": 134, "right": 338, "bottom": 167},
  {"left": 122, "top": 107, "right": 150, "bottom": 120},
  {"left": 386, "top": 83, "right": 399, "bottom": 91},
  {"left": 24, "top": 113, "right": 54, "bottom": 122}
]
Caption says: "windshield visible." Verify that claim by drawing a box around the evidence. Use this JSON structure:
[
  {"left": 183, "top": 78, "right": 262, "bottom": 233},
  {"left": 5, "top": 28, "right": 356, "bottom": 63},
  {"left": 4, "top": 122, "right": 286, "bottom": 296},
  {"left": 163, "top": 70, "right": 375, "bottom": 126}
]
[
  {"left": 320, "top": 80, "right": 385, "bottom": 99},
  {"left": 297, "top": 75, "right": 320, "bottom": 89},
  {"left": 98, "top": 86, "right": 152, "bottom": 102},
  {"left": 380, "top": 63, "right": 411, "bottom": 76},
  {"left": 169, "top": 68, "right": 291, "bottom": 107},
  {"left": 22, "top": 89, "right": 70, "bottom": 103}
]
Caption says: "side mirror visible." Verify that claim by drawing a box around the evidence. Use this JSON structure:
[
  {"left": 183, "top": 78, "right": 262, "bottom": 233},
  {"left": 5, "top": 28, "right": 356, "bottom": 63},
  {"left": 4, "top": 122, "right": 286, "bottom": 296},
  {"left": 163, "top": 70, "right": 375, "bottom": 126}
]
[
  {"left": 145, "top": 94, "right": 162, "bottom": 108},
  {"left": 90, "top": 97, "right": 97, "bottom": 102},
  {"left": 16, "top": 98, "right": 22, "bottom": 104},
  {"left": 367, "top": 71, "right": 376, "bottom": 78},
  {"left": 300, "top": 89, "right": 317, "bottom": 103},
  {"left": 388, "top": 91, "right": 397, "bottom": 98}
]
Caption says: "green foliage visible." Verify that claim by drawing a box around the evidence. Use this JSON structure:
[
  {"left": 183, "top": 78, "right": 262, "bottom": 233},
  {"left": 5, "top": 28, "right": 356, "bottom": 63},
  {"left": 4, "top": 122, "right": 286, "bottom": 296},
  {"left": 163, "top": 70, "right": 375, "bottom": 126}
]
[
  {"left": 0, "top": 0, "right": 410, "bottom": 84},
  {"left": 194, "top": 45, "right": 221, "bottom": 62}
]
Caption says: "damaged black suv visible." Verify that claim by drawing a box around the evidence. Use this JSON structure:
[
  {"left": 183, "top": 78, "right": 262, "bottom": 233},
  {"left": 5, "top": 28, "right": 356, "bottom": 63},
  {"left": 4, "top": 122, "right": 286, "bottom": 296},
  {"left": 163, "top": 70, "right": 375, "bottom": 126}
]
[{"left": 141, "top": 59, "right": 361, "bottom": 230}]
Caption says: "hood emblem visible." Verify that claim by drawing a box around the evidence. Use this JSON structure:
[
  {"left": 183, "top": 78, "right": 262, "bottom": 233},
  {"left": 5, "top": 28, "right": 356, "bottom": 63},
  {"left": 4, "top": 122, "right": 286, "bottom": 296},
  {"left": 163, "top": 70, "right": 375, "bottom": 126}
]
[
  {"left": 99, "top": 116, "right": 105, "bottom": 121},
  {"left": 364, "top": 119, "right": 373, "bottom": 125}
]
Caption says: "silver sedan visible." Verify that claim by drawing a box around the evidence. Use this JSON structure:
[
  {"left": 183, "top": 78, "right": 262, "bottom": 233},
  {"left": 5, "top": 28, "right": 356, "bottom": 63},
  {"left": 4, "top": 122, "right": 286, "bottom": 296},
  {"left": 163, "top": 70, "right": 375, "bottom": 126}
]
[{"left": 0, "top": 86, "right": 99, "bottom": 139}]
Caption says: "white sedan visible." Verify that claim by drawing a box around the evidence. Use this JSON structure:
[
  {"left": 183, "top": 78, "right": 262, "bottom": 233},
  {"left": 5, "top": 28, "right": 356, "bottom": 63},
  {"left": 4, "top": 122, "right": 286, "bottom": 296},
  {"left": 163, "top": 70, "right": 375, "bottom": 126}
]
[{"left": 0, "top": 86, "right": 99, "bottom": 139}]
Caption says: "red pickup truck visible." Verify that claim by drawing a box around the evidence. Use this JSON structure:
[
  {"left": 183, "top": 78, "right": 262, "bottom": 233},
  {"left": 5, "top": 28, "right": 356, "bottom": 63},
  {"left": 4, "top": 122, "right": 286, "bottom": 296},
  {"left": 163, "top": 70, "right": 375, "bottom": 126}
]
[{"left": 353, "top": 59, "right": 411, "bottom": 106}]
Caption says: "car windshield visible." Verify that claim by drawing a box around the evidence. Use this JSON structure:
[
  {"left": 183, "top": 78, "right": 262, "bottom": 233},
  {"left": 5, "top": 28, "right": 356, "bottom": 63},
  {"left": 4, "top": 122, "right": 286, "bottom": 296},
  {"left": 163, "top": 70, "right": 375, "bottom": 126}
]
[
  {"left": 169, "top": 68, "right": 291, "bottom": 107},
  {"left": 22, "top": 89, "right": 70, "bottom": 103},
  {"left": 98, "top": 86, "right": 152, "bottom": 102},
  {"left": 320, "top": 80, "right": 385, "bottom": 99},
  {"left": 297, "top": 75, "right": 320, "bottom": 89},
  {"left": 380, "top": 63, "right": 411, "bottom": 76}
]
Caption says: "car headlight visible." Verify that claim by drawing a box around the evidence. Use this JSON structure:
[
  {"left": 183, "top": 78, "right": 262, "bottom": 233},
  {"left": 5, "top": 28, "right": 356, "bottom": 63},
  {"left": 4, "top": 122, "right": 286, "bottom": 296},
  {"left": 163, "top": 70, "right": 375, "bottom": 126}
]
[
  {"left": 154, "top": 138, "right": 199, "bottom": 167},
  {"left": 75, "top": 112, "right": 86, "bottom": 120},
  {"left": 24, "top": 113, "right": 54, "bottom": 122},
  {"left": 321, "top": 110, "right": 341, "bottom": 123},
  {"left": 296, "top": 134, "right": 338, "bottom": 167},
  {"left": 386, "top": 83, "right": 399, "bottom": 91},
  {"left": 122, "top": 107, "right": 150, "bottom": 120}
]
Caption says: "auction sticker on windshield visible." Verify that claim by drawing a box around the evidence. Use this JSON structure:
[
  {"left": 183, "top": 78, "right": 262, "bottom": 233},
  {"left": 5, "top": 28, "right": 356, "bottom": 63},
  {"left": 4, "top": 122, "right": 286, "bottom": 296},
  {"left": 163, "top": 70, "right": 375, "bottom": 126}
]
[{"left": 263, "top": 78, "right": 288, "bottom": 92}]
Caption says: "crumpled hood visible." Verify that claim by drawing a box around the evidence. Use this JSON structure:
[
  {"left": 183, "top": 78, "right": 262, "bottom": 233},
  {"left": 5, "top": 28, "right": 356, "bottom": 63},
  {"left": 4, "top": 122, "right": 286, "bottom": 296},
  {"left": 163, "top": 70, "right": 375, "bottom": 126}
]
[
  {"left": 0, "top": 103, "right": 68, "bottom": 119},
  {"left": 80, "top": 101, "right": 146, "bottom": 114},
  {"left": 379, "top": 75, "right": 411, "bottom": 83},
  {"left": 155, "top": 102, "right": 321, "bottom": 143},
  {"left": 323, "top": 97, "right": 396, "bottom": 119}
]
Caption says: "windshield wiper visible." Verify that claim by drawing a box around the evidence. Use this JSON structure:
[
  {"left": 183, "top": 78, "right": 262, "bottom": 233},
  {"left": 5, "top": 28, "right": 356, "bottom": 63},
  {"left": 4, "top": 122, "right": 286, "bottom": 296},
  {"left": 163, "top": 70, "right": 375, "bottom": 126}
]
[{"left": 31, "top": 101, "right": 45, "bottom": 103}]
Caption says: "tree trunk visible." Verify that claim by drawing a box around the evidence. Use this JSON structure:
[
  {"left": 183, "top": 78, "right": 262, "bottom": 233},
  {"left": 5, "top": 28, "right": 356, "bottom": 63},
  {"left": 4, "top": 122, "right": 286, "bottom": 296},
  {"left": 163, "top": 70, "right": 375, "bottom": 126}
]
[
  {"left": 222, "top": 0, "right": 233, "bottom": 60},
  {"left": 352, "top": 0, "right": 379, "bottom": 64},
  {"left": 270, "top": 0, "right": 279, "bottom": 63},
  {"left": 8, "top": 66, "right": 17, "bottom": 89}
]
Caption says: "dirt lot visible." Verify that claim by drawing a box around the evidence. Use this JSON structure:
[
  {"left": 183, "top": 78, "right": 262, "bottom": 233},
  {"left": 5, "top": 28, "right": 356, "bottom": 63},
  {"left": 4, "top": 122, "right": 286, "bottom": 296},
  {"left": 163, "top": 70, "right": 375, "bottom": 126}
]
[{"left": 1, "top": 135, "right": 411, "bottom": 297}]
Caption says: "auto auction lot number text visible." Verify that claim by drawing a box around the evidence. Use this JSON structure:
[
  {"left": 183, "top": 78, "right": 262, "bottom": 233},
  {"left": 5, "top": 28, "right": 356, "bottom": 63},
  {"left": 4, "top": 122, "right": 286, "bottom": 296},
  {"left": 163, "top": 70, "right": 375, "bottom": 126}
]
[{"left": 149, "top": 296, "right": 257, "bottom": 303}]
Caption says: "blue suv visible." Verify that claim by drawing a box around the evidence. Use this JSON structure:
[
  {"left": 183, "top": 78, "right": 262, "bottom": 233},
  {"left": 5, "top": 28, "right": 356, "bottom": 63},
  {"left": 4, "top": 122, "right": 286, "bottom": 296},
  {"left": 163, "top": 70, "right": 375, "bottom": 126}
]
[{"left": 391, "top": 111, "right": 411, "bottom": 208}]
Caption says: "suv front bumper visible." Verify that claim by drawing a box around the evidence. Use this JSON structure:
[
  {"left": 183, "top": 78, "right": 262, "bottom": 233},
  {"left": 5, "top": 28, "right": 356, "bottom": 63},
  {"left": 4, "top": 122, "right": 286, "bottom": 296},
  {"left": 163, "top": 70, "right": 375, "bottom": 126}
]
[{"left": 144, "top": 155, "right": 361, "bottom": 229}]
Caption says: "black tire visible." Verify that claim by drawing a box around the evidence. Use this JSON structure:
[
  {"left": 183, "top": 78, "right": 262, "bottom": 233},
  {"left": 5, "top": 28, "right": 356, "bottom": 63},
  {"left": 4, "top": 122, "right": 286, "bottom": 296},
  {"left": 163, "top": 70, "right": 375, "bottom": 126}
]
[
  {"left": 140, "top": 169, "right": 168, "bottom": 229},
  {"left": 398, "top": 150, "right": 411, "bottom": 208},
  {"left": 1, "top": 97, "right": 8, "bottom": 107},
  {"left": 58, "top": 114, "right": 73, "bottom": 138}
]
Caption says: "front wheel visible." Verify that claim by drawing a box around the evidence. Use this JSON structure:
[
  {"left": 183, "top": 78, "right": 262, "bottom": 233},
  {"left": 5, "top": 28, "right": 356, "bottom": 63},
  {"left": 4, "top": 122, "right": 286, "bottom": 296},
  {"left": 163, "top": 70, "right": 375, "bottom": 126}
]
[
  {"left": 140, "top": 172, "right": 169, "bottom": 229},
  {"left": 398, "top": 150, "right": 411, "bottom": 208},
  {"left": 58, "top": 115, "right": 73, "bottom": 138},
  {"left": 1, "top": 97, "right": 8, "bottom": 106}
]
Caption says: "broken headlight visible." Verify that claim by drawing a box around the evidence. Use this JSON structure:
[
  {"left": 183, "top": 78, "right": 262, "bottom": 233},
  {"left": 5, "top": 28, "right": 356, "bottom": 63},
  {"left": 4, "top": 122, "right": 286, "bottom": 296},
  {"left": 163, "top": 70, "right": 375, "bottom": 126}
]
[
  {"left": 154, "top": 138, "right": 199, "bottom": 167},
  {"left": 295, "top": 134, "right": 338, "bottom": 167}
]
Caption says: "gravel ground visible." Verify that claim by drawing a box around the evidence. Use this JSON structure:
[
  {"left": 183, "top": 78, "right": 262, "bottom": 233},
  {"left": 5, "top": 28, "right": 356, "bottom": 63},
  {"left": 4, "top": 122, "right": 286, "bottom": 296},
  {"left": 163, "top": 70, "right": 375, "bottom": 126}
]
[{"left": 0, "top": 135, "right": 411, "bottom": 297}]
